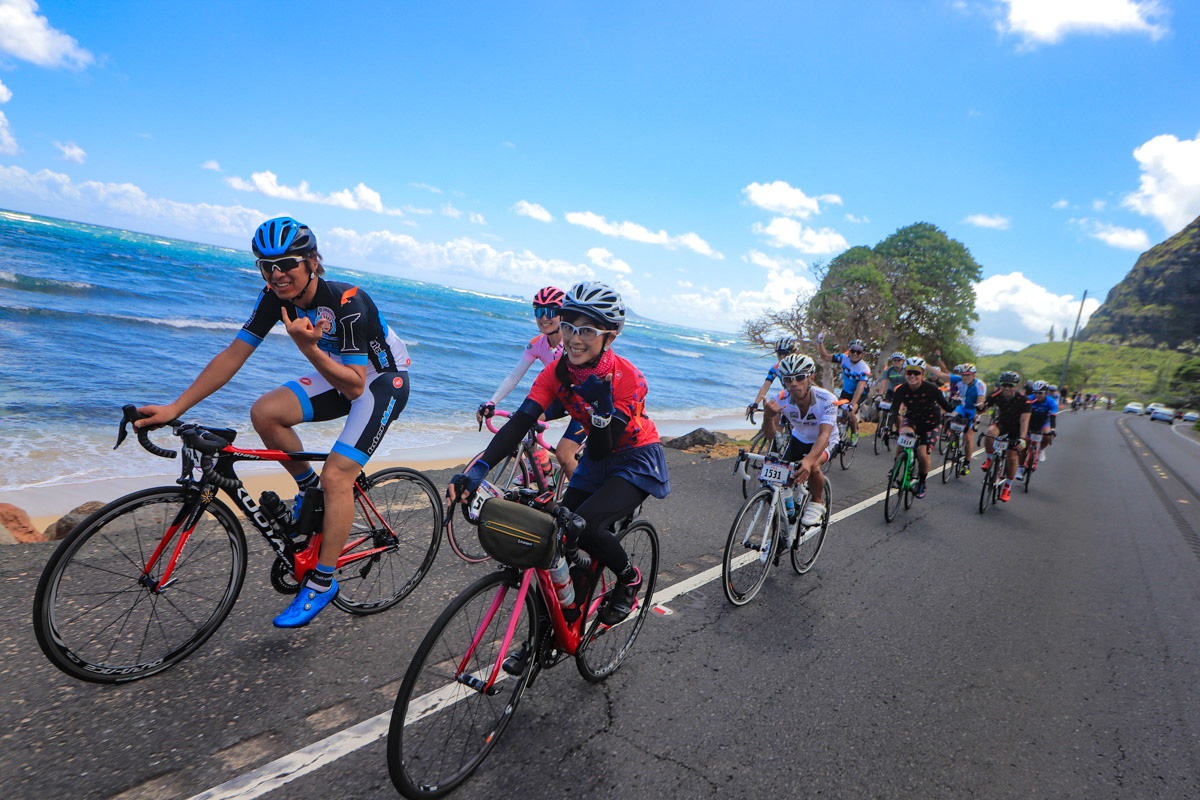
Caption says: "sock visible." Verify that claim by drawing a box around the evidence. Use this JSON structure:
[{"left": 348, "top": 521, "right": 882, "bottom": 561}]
[
  {"left": 617, "top": 564, "right": 637, "bottom": 585},
  {"left": 305, "top": 564, "right": 334, "bottom": 593},
  {"left": 295, "top": 468, "right": 320, "bottom": 492},
  {"left": 918, "top": 473, "right": 927, "bottom": 484}
]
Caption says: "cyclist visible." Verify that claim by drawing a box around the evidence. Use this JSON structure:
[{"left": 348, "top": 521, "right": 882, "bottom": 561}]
[
  {"left": 1024, "top": 380, "right": 1058, "bottom": 470},
  {"left": 136, "top": 217, "right": 412, "bottom": 627},
  {"left": 872, "top": 351, "right": 906, "bottom": 436},
  {"left": 929, "top": 360, "right": 986, "bottom": 475},
  {"left": 760, "top": 353, "right": 837, "bottom": 527},
  {"left": 890, "top": 357, "right": 953, "bottom": 498},
  {"left": 817, "top": 332, "right": 871, "bottom": 445},
  {"left": 448, "top": 281, "right": 669, "bottom": 629},
  {"left": 747, "top": 337, "right": 797, "bottom": 419},
  {"left": 980, "top": 371, "right": 1032, "bottom": 503},
  {"left": 477, "top": 286, "right": 584, "bottom": 481}
]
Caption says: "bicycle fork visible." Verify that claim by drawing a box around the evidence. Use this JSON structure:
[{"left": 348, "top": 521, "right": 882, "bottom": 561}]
[{"left": 456, "top": 570, "right": 534, "bottom": 696}]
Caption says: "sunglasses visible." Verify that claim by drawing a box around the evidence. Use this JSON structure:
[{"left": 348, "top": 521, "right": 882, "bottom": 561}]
[
  {"left": 780, "top": 373, "right": 811, "bottom": 383},
  {"left": 533, "top": 306, "right": 559, "bottom": 319},
  {"left": 257, "top": 256, "right": 308, "bottom": 275},
  {"left": 905, "top": 370, "right": 923, "bottom": 376},
  {"left": 849, "top": 349, "right": 864, "bottom": 354},
  {"left": 559, "top": 321, "right": 604, "bottom": 341},
  {"left": 1000, "top": 383, "right": 1016, "bottom": 388}
]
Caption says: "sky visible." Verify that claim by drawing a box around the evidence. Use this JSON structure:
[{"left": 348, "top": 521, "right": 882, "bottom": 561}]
[{"left": 0, "top": 0, "right": 1198, "bottom": 352}]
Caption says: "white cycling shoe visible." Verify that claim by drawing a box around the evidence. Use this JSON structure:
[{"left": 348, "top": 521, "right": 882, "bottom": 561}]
[{"left": 801, "top": 502, "right": 825, "bottom": 527}]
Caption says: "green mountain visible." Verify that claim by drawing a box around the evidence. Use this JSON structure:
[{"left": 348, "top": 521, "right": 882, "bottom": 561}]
[{"left": 1080, "top": 214, "right": 1200, "bottom": 352}]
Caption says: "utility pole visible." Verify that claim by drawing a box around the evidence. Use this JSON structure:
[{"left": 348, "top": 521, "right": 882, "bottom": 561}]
[{"left": 1060, "top": 289, "right": 1088, "bottom": 388}]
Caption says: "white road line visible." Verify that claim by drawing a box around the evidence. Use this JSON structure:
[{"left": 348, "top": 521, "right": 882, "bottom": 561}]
[
  {"left": 186, "top": 447, "right": 979, "bottom": 800},
  {"left": 1173, "top": 424, "right": 1200, "bottom": 448}
]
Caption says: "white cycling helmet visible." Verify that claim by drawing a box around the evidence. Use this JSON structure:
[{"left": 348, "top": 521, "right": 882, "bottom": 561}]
[
  {"left": 560, "top": 281, "right": 625, "bottom": 333},
  {"left": 1032, "top": 380, "right": 1049, "bottom": 392},
  {"left": 905, "top": 356, "right": 926, "bottom": 373},
  {"left": 779, "top": 353, "right": 816, "bottom": 378}
]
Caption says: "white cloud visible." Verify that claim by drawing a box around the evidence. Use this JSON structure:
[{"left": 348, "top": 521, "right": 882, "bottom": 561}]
[
  {"left": 1052, "top": 199, "right": 1069, "bottom": 210},
  {"left": 227, "top": 170, "right": 405, "bottom": 216},
  {"left": 0, "top": 78, "right": 11, "bottom": 103},
  {"left": 677, "top": 280, "right": 693, "bottom": 288},
  {"left": 963, "top": 213, "right": 1011, "bottom": 230},
  {"left": 403, "top": 205, "right": 433, "bottom": 215},
  {"left": 1088, "top": 221, "right": 1151, "bottom": 250},
  {"left": 741, "top": 180, "right": 840, "bottom": 219},
  {"left": 652, "top": 268, "right": 817, "bottom": 332},
  {"left": 512, "top": 200, "right": 553, "bottom": 223},
  {"left": 565, "top": 210, "right": 722, "bottom": 258},
  {"left": 54, "top": 140, "right": 84, "bottom": 163},
  {"left": 411, "top": 182, "right": 442, "bottom": 194},
  {"left": 997, "top": 0, "right": 1168, "bottom": 45},
  {"left": 0, "top": 111, "right": 16, "bottom": 155},
  {"left": 1123, "top": 130, "right": 1200, "bottom": 233},
  {"left": 468, "top": 211, "right": 486, "bottom": 225},
  {"left": 845, "top": 213, "right": 869, "bottom": 223},
  {"left": 501, "top": 141, "right": 516, "bottom": 149},
  {"left": 200, "top": 160, "right": 221, "bottom": 172},
  {"left": 1092, "top": 199, "right": 1107, "bottom": 211},
  {"left": 440, "top": 202, "right": 462, "bottom": 219},
  {"left": 752, "top": 216, "right": 848, "bottom": 254},
  {"left": 323, "top": 226, "right": 594, "bottom": 290},
  {"left": 977, "top": 335, "right": 1028, "bottom": 354},
  {"left": 0, "top": 0, "right": 94, "bottom": 68},
  {"left": 0, "top": 163, "right": 266, "bottom": 234},
  {"left": 745, "top": 249, "right": 808, "bottom": 272},
  {"left": 587, "top": 246, "right": 631, "bottom": 274},
  {"left": 974, "top": 271, "right": 1100, "bottom": 352}
]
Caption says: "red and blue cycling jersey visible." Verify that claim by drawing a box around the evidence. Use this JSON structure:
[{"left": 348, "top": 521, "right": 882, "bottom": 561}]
[{"left": 527, "top": 354, "right": 658, "bottom": 453}]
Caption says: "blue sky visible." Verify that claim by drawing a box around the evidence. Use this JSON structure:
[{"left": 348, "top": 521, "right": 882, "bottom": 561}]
[{"left": 1, "top": 0, "right": 1198, "bottom": 351}]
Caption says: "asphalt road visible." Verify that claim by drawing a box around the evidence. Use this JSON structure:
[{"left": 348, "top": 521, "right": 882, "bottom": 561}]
[{"left": 3, "top": 410, "right": 1199, "bottom": 799}]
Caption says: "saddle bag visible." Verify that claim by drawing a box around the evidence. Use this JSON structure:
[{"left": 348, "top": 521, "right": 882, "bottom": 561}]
[{"left": 477, "top": 498, "right": 559, "bottom": 569}]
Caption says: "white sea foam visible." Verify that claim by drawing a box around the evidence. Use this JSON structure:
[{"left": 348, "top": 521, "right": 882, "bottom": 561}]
[
  {"left": 448, "top": 287, "right": 524, "bottom": 304},
  {"left": 662, "top": 348, "right": 703, "bottom": 359}
]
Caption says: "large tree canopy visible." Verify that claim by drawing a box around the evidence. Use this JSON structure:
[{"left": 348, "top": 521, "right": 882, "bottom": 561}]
[{"left": 744, "top": 222, "right": 982, "bottom": 378}]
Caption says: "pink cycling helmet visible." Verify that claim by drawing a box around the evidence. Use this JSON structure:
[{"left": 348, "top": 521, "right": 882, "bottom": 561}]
[{"left": 533, "top": 286, "right": 565, "bottom": 308}]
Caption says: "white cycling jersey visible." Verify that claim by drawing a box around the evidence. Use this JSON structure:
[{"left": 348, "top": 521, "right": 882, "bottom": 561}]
[{"left": 775, "top": 385, "right": 841, "bottom": 447}]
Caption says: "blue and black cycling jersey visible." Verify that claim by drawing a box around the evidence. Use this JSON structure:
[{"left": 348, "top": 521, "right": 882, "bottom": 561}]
[{"left": 1029, "top": 394, "right": 1058, "bottom": 429}]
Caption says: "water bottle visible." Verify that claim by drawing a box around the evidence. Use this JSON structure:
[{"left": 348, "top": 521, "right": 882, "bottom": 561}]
[
  {"left": 548, "top": 555, "right": 574, "bottom": 607},
  {"left": 259, "top": 491, "right": 292, "bottom": 534},
  {"left": 295, "top": 488, "right": 324, "bottom": 536},
  {"left": 784, "top": 495, "right": 797, "bottom": 522},
  {"left": 534, "top": 447, "right": 553, "bottom": 478}
]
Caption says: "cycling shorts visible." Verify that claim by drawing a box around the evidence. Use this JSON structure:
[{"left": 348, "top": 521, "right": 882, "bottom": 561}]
[
  {"left": 284, "top": 371, "right": 410, "bottom": 466},
  {"left": 838, "top": 390, "right": 859, "bottom": 404},
  {"left": 782, "top": 437, "right": 832, "bottom": 465},
  {"left": 1029, "top": 414, "right": 1054, "bottom": 433},
  {"left": 953, "top": 404, "right": 977, "bottom": 419},
  {"left": 561, "top": 419, "right": 586, "bottom": 445},
  {"left": 901, "top": 418, "right": 940, "bottom": 447}
]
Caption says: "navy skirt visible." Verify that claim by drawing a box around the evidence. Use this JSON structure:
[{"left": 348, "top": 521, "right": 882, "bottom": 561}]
[{"left": 569, "top": 442, "right": 671, "bottom": 499}]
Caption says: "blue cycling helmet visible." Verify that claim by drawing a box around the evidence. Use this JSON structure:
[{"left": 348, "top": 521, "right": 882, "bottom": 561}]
[{"left": 252, "top": 217, "right": 317, "bottom": 258}]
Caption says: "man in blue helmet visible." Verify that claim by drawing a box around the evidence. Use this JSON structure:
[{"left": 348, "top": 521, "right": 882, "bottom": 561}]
[{"left": 136, "top": 217, "right": 412, "bottom": 627}]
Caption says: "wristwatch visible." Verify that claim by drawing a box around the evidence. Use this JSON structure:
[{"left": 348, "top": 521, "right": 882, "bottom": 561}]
[{"left": 591, "top": 413, "right": 612, "bottom": 429}]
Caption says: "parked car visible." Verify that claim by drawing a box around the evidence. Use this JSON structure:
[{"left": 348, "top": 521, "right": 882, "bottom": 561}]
[
  {"left": 1123, "top": 402, "right": 1145, "bottom": 415},
  {"left": 1182, "top": 410, "right": 1199, "bottom": 423},
  {"left": 1147, "top": 402, "right": 1165, "bottom": 411},
  {"left": 1149, "top": 407, "right": 1175, "bottom": 424}
]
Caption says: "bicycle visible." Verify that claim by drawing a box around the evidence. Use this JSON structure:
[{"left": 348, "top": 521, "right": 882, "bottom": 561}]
[
  {"left": 1020, "top": 431, "right": 1046, "bottom": 493},
  {"left": 387, "top": 493, "right": 659, "bottom": 798},
  {"left": 883, "top": 430, "right": 921, "bottom": 522},
  {"left": 741, "top": 404, "right": 792, "bottom": 498},
  {"left": 940, "top": 416, "right": 968, "bottom": 483},
  {"left": 32, "top": 405, "right": 443, "bottom": 684},
  {"left": 977, "top": 434, "right": 1011, "bottom": 513},
  {"left": 873, "top": 396, "right": 896, "bottom": 455},
  {"left": 827, "top": 400, "right": 857, "bottom": 471},
  {"left": 446, "top": 410, "right": 568, "bottom": 562},
  {"left": 723, "top": 450, "right": 833, "bottom": 605}
]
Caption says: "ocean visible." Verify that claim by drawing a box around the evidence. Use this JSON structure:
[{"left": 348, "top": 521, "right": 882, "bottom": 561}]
[{"left": 0, "top": 208, "right": 766, "bottom": 494}]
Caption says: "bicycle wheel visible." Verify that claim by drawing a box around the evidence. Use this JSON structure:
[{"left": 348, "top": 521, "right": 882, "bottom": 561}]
[
  {"left": 33, "top": 487, "right": 247, "bottom": 683},
  {"left": 1023, "top": 446, "right": 1035, "bottom": 494},
  {"left": 334, "top": 468, "right": 442, "bottom": 615},
  {"left": 884, "top": 453, "right": 906, "bottom": 523},
  {"left": 941, "top": 441, "right": 957, "bottom": 484},
  {"left": 576, "top": 520, "right": 660, "bottom": 682},
  {"left": 978, "top": 462, "right": 992, "bottom": 514},
  {"left": 388, "top": 569, "right": 539, "bottom": 799},
  {"left": 792, "top": 477, "right": 831, "bottom": 574},
  {"left": 873, "top": 413, "right": 885, "bottom": 455},
  {"left": 722, "top": 489, "right": 778, "bottom": 606},
  {"left": 446, "top": 452, "right": 528, "bottom": 563},
  {"left": 839, "top": 435, "right": 856, "bottom": 470},
  {"left": 903, "top": 463, "right": 914, "bottom": 510}
]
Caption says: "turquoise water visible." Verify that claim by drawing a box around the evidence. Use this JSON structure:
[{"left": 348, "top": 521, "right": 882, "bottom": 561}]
[{"left": 0, "top": 208, "right": 765, "bottom": 491}]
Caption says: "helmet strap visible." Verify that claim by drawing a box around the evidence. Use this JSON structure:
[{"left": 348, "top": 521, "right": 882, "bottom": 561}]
[{"left": 292, "top": 265, "right": 318, "bottom": 308}]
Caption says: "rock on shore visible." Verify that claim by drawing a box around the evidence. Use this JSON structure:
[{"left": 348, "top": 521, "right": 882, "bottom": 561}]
[{"left": 0, "top": 503, "right": 46, "bottom": 543}]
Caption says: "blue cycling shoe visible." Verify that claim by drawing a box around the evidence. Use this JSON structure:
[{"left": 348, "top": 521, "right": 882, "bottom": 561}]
[{"left": 273, "top": 579, "right": 339, "bottom": 628}]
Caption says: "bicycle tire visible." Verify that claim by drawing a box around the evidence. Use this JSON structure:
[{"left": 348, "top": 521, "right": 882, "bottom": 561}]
[
  {"left": 334, "top": 468, "right": 442, "bottom": 615},
  {"left": 792, "top": 477, "right": 831, "bottom": 574},
  {"left": 576, "top": 520, "right": 660, "bottom": 682},
  {"left": 33, "top": 487, "right": 247, "bottom": 683},
  {"left": 978, "top": 461, "right": 992, "bottom": 514},
  {"left": 742, "top": 431, "right": 784, "bottom": 499},
  {"left": 884, "top": 452, "right": 906, "bottom": 523},
  {"left": 1023, "top": 445, "right": 1035, "bottom": 494},
  {"left": 388, "top": 569, "right": 539, "bottom": 799},
  {"left": 903, "top": 465, "right": 914, "bottom": 510},
  {"left": 941, "top": 441, "right": 957, "bottom": 484},
  {"left": 722, "top": 489, "right": 777, "bottom": 605},
  {"left": 873, "top": 413, "right": 885, "bottom": 455},
  {"left": 446, "top": 453, "right": 527, "bottom": 563},
  {"left": 839, "top": 437, "right": 856, "bottom": 470}
]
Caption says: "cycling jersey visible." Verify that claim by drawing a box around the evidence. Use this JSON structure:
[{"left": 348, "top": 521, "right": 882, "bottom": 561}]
[
  {"left": 774, "top": 385, "right": 841, "bottom": 447},
  {"left": 983, "top": 390, "right": 1031, "bottom": 435},
  {"left": 527, "top": 353, "right": 658, "bottom": 453},
  {"left": 892, "top": 379, "right": 953, "bottom": 431},
  {"left": 764, "top": 360, "right": 783, "bottom": 383},
  {"left": 1029, "top": 395, "right": 1058, "bottom": 429},
  {"left": 950, "top": 375, "right": 986, "bottom": 409},
  {"left": 488, "top": 333, "right": 564, "bottom": 405},
  {"left": 239, "top": 279, "right": 411, "bottom": 375},
  {"left": 831, "top": 352, "right": 872, "bottom": 395},
  {"left": 880, "top": 365, "right": 905, "bottom": 394}
]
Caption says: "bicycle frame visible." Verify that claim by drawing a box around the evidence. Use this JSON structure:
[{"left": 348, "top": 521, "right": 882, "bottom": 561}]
[
  {"left": 734, "top": 452, "right": 824, "bottom": 554},
  {"left": 484, "top": 410, "right": 562, "bottom": 497}
]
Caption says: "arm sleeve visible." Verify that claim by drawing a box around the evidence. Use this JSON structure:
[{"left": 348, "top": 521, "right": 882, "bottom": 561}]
[
  {"left": 489, "top": 358, "right": 534, "bottom": 405},
  {"left": 237, "top": 288, "right": 282, "bottom": 347},
  {"left": 583, "top": 412, "right": 630, "bottom": 460},
  {"left": 478, "top": 397, "right": 546, "bottom": 467}
]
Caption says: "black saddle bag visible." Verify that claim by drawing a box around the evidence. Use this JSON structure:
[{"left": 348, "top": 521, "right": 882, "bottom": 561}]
[{"left": 477, "top": 498, "right": 559, "bottom": 569}]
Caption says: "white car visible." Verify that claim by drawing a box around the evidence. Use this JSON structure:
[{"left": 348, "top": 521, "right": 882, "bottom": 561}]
[
  {"left": 1184, "top": 410, "right": 1199, "bottom": 423},
  {"left": 1123, "top": 402, "right": 1145, "bottom": 415},
  {"left": 1149, "top": 407, "right": 1175, "bottom": 424},
  {"left": 1147, "top": 402, "right": 1165, "bottom": 412}
]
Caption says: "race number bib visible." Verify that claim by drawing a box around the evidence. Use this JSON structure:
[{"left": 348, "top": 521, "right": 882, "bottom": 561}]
[
  {"left": 759, "top": 459, "right": 788, "bottom": 485},
  {"left": 1029, "top": 433, "right": 1043, "bottom": 443},
  {"left": 950, "top": 421, "right": 966, "bottom": 432},
  {"left": 896, "top": 432, "right": 917, "bottom": 448},
  {"left": 878, "top": 401, "right": 892, "bottom": 410}
]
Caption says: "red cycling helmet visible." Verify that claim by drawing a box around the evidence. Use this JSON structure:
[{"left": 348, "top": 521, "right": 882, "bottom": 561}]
[{"left": 533, "top": 286, "right": 565, "bottom": 308}]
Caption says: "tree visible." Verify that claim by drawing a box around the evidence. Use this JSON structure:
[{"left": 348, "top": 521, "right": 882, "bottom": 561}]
[
  {"left": 1047, "top": 325, "right": 1056, "bottom": 342},
  {"left": 743, "top": 223, "right": 982, "bottom": 380},
  {"left": 1062, "top": 327, "right": 1069, "bottom": 342}
]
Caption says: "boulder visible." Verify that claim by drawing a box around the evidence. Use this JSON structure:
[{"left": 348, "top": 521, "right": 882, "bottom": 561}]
[
  {"left": 0, "top": 503, "right": 45, "bottom": 543},
  {"left": 663, "top": 428, "right": 731, "bottom": 450},
  {"left": 44, "top": 501, "right": 106, "bottom": 541}
]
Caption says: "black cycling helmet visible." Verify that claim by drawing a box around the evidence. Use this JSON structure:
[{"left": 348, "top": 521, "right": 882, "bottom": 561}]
[
  {"left": 998, "top": 370, "right": 1020, "bottom": 385},
  {"left": 774, "top": 337, "right": 796, "bottom": 355}
]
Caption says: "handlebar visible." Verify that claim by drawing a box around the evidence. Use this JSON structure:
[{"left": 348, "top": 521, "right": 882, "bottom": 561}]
[
  {"left": 116, "top": 404, "right": 242, "bottom": 490},
  {"left": 482, "top": 409, "right": 553, "bottom": 450},
  {"left": 746, "top": 404, "right": 762, "bottom": 425}
]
